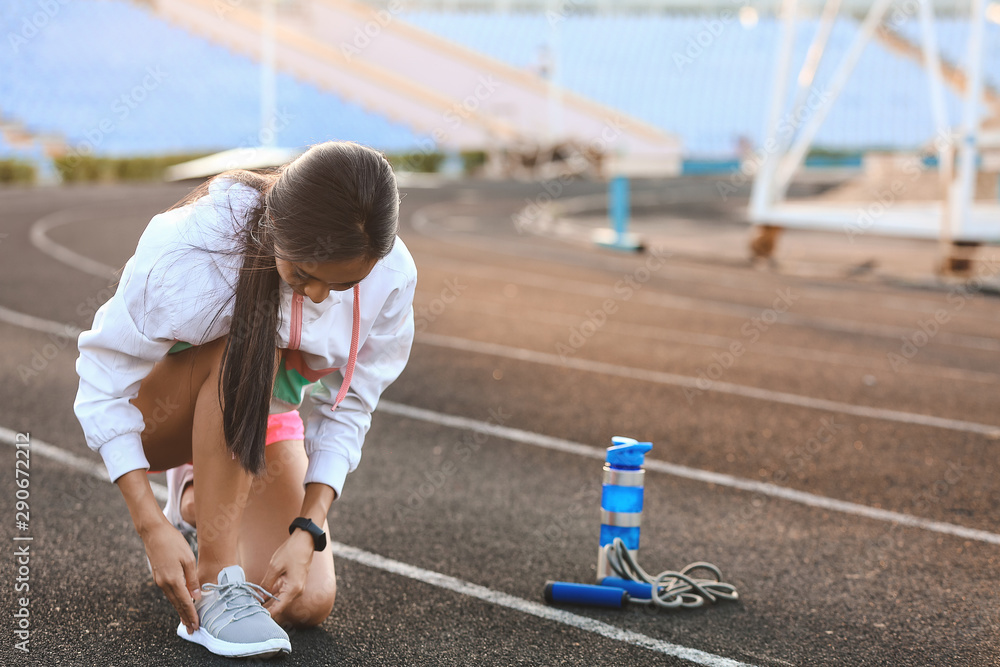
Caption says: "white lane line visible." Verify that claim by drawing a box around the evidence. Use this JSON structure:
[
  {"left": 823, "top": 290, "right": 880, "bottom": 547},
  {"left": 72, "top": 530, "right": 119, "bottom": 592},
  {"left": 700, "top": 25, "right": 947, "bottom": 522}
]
[
  {"left": 414, "top": 294, "right": 1000, "bottom": 385},
  {"left": 32, "top": 198, "right": 991, "bottom": 382},
  {"left": 30, "top": 208, "right": 121, "bottom": 280},
  {"left": 0, "top": 304, "right": 83, "bottom": 338},
  {"left": 330, "top": 542, "right": 755, "bottom": 667},
  {"left": 8, "top": 218, "right": 996, "bottom": 539},
  {"left": 420, "top": 256, "right": 1000, "bottom": 352},
  {"left": 0, "top": 429, "right": 755, "bottom": 667},
  {"left": 29, "top": 201, "right": 1000, "bottom": 353},
  {"left": 417, "top": 333, "right": 1000, "bottom": 438},
  {"left": 378, "top": 401, "right": 1000, "bottom": 546},
  {"left": 0, "top": 426, "right": 112, "bottom": 484},
  {"left": 2, "top": 301, "right": 996, "bottom": 441}
]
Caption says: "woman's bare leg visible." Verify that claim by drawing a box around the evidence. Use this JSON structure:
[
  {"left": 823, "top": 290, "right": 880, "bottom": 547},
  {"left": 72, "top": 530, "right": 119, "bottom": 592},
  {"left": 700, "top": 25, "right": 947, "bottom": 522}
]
[
  {"left": 130, "top": 339, "right": 230, "bottom": 473},
  {"left": 187, "top": 347, "right": 259, "bottom": 586},
  {"left": 239, "top": 439, "right": 336, "bottom": 628},
  {"left": 131, "top": 339, "right": 333, "bottom": 624},
  {"left": 178, "top": 439, "right": 337, "bottom": 629},
  {"left": 130, "top": 335, "right": 281, "bottom": 585}
]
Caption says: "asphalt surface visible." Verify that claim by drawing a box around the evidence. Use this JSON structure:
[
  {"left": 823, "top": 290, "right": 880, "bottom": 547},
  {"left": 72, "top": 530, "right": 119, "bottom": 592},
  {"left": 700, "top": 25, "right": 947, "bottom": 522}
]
[{"left": 1, "top": 178, "right": 998, "bottom": 666}]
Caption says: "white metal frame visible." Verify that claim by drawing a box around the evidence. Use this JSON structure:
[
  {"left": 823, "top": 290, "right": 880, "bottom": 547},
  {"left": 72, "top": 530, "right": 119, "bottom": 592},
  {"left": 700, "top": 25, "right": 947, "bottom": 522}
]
[
  {"left": 368, "top": 0, "right": 973, "bottom": 15},
  {"left": 749, "top": 0, "right": 996, "bottom": 246}
]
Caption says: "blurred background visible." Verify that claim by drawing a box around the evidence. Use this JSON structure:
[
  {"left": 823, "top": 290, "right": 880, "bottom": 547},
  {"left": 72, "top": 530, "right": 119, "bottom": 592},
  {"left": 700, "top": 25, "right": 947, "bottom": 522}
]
[
  {"left": 2, "top": 0, "right": 999, "bottom": 268},
  {"left": 3, "top": 1, "right": 1000, "bottom": 665}
]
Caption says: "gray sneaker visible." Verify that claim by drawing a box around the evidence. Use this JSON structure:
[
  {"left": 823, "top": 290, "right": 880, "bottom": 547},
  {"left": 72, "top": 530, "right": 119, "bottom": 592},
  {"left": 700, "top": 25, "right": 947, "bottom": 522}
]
[{"left": 178, "top": 565, "right": 291, "bottom": 658}]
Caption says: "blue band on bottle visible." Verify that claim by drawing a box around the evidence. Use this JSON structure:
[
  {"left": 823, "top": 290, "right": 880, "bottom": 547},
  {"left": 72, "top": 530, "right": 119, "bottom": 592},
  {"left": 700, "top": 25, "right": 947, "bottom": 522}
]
[
  {"left": 600, "top": 524, "right": 640, "bottom": 550},
  {"left": 601, "top": 484, "right": 644, "bottom": 513}
]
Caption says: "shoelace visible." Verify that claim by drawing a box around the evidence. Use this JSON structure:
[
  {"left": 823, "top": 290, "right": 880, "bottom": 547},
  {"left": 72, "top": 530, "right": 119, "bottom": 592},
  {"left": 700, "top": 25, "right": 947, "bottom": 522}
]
[{"left": 199, "top": 580, "right": 281, "bottom": 625}]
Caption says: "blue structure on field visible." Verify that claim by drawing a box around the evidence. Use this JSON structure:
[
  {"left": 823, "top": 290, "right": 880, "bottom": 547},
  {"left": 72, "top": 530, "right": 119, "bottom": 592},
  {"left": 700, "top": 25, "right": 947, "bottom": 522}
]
[{"left": 595, "top": 175, "right": 645, "bottom": 252}]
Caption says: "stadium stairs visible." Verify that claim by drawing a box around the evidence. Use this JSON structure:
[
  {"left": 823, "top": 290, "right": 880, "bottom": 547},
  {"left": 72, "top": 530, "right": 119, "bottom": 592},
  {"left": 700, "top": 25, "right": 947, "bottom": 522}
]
[
  {"left": 875, "top": 22, "right": 1000, "bottom": 138},
  {"left": 140, "top": 0, "right": 683, "bottom": 177}
]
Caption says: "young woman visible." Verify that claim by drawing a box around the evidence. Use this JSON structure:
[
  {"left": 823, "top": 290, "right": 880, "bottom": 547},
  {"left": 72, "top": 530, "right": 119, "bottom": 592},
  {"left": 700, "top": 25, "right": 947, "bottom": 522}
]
[{"left": 73, "top": 141, "right": 417, "bottom": 659}]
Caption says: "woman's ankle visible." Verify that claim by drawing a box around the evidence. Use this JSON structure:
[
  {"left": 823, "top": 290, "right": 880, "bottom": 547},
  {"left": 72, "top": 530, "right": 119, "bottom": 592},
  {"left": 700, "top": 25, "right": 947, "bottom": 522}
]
[{"left": 197, "top": 558, "right": 240, "bottom": 586}]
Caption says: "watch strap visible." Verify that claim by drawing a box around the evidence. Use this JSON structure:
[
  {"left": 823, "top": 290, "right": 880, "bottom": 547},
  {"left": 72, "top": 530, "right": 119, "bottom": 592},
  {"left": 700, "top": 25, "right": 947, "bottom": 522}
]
[{"left": 288, "top": 516, "right": 327, "bottom": 552}]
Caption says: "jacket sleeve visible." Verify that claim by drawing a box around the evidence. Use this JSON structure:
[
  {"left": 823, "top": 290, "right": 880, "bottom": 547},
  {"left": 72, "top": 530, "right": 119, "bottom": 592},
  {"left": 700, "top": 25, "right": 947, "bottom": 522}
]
[
  {"left": 73, "top": 238, "right": 179, "bottom": 483},
  {"left": 302, "top": 269, "right": 416, "bottom": 499}
]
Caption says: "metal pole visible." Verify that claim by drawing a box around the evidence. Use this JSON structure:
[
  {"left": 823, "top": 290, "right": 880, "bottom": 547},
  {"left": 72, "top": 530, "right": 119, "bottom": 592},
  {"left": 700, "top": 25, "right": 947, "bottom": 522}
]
[
  {"left": 594, "top": 161, "right": 641, "bottom": 252},
  {"left": 749, "top": 0, "right": 798, "bottom": 221},
  {"left": 918, "top": 0, "right": 954, "bottom": 251},
  {"left": 773, "top": 0, "right": 894, "bottom": 195},
  {"left": 778, "top": 0, "right": 841, "bottom": 157},
  {"left": 610, "top": 175, "right": 630, "bottom": 245},
  {"left": 545, "top": 0, "right": 564, "bottom": 148},
  {"left": 260, "top": 0, "right": 277, "bottom": 148},
  {"left": 950, "top": 0, "right": 987, "bottom": 241}
]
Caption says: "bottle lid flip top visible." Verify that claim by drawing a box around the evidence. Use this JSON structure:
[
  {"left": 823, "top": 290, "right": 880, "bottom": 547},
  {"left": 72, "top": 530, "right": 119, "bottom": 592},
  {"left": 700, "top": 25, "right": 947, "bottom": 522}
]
[{"left": 605, "top": 436, "right": 653, "bottom": 469}]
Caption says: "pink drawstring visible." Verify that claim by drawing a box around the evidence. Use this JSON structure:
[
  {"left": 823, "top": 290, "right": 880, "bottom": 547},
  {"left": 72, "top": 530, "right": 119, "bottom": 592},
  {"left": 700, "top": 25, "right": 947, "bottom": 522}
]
[
  {"left": 285, "top": 284, "right": 361, "bottom": 412},
  {"left": 331, "top": 284, "right": 361, "bottom": 412},
  {"left": 231, "top": 284, "right": 362, "bottom": 460}
]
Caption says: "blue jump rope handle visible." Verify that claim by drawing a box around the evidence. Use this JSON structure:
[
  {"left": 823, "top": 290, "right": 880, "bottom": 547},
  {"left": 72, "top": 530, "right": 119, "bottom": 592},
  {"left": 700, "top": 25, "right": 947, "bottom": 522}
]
[
  {"left": 544, "top": 581, "right": 629, "bottom": 608},
  {"left": 601, "top": 576, "right": 653, "bottom": 600}
]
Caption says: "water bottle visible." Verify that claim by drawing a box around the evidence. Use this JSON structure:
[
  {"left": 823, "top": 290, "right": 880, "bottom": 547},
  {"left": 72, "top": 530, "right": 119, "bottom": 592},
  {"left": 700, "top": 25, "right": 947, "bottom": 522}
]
[{"left": 596, "top": 436, "right": 652, "bottom": 583}]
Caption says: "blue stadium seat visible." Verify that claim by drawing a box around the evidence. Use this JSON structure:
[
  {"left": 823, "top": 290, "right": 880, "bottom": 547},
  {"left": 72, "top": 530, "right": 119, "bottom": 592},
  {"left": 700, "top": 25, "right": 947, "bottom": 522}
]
[{"left": 0, "top": 0, "right": 425, "bottom": 158}]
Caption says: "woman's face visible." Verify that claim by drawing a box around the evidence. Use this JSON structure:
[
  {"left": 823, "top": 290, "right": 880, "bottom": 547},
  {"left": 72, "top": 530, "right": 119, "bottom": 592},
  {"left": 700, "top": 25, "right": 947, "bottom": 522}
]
[{"left": 274, "top": 249, "right": 377, "bottom": 304}]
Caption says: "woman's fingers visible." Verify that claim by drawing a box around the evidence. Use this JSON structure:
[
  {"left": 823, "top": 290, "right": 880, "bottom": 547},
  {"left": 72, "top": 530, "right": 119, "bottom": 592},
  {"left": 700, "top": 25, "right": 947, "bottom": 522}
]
[
  {"left": 182, "top": 557, "right": 201, "bottom": 603},
  {"left": 166, "top": 580, "right": 198, "bottom": 634},
  {"left": 145, "top": 524, "right": 201, "bottom": 634},
  {"left": 260, "top": 564, "right": 279, "bottom": 597},
  {"left": 173, "top": 552, "right": 200, "bottom": 633},
  {"left": 264, "top": 573, "right": 290, "bottom": 614},
  {"left": 268, "top": 581, "right": 306, "bottom": 622},
  {"left": 261, "top": 536, "right": 313, "bottom": 623},
  {"left": 153, "top": 567, "right": 196, "bottom": 633}
]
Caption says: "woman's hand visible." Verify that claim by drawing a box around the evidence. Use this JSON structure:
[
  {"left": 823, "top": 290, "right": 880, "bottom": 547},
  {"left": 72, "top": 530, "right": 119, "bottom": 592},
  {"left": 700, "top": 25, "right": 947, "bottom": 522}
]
[
  {"left": 142, "top": 519, "right": 201, "bottom": 635},
  {"left": 260, "top": 528, "right": 314, "bottom": 624}
]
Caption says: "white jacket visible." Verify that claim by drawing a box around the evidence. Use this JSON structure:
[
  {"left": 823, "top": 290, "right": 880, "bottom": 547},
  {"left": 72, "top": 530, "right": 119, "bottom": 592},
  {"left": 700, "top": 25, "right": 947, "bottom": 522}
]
[{"left": 73, "top": 177, "right": 417, "bottom": 499}]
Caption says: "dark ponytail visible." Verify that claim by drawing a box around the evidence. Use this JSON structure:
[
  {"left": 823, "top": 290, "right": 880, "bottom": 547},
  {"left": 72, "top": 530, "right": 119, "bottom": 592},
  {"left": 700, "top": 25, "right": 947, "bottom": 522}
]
[
  {"left": 168, "top": 141, "right": 399, "bottom": 476},
  {"left": 220, "top": 180, "right": 282, "bottom": 476}
]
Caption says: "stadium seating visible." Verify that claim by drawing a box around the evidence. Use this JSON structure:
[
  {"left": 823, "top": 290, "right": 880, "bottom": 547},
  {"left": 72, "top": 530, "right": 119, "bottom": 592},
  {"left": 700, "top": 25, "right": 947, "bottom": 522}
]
[
  {"left": 1, "top": 1, "right": 996, "bottom": 162},
  {"left": 400, "top": 11, "right": 990, "bottom": 156},
  {"left": 894, "top": 17, "right": 1000, "bottom": 92},
  {"left": 0, "top": 0, "right": 423, "bottom": 158}
]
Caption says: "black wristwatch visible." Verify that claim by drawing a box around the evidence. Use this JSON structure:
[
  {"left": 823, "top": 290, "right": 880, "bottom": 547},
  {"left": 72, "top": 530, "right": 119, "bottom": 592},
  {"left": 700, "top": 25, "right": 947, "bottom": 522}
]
[{"left": 288, "top": 517, "right": 327, "bottom": 551}]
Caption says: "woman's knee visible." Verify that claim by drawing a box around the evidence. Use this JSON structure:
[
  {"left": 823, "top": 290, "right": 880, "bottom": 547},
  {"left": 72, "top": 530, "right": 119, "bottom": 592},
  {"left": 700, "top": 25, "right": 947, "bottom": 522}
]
[{"left": 282, "top": 573, "right": 336, "bottom": 629}]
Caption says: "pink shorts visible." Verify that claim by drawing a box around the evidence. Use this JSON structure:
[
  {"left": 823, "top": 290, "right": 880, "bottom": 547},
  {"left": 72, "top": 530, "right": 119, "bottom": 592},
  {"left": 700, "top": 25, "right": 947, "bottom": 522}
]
[
  {"left": 265, "top": 410, "right": 305, "bottom": 445},
  {"left": 147, "top": 411, "right": 303, "bottom": 473}
]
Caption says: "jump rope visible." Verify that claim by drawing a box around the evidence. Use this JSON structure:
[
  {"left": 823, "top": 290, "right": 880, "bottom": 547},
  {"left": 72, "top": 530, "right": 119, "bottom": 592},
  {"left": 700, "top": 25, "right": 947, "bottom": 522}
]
[{"left": 543, "top": 438, "right": 739, "bottom": 610}]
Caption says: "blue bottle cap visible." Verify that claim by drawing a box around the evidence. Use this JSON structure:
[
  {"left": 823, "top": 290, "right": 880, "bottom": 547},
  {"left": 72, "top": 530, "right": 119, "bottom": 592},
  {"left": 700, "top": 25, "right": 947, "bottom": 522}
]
[{"left": 606, "top": 437, "right": 653, "bottom": 469}]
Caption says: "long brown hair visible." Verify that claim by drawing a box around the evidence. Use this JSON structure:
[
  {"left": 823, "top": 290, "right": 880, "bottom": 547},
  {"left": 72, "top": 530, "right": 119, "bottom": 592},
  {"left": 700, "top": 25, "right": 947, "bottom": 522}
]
[{"left": 166, "top": 141, "right": 399, "bottom": 476}]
